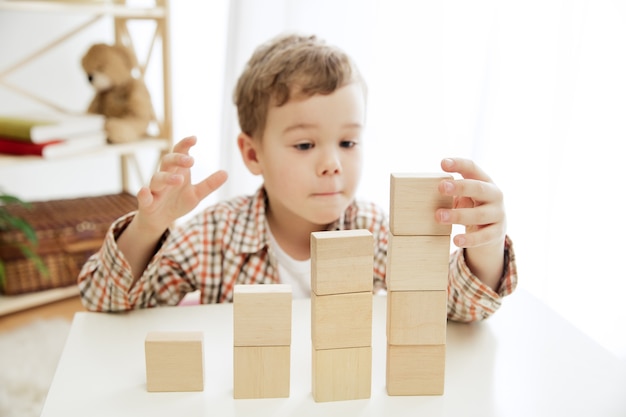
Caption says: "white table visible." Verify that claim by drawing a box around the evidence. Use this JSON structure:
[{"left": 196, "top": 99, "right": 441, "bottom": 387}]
[{"left": 41, "top": 289, "right": 626, "bottom": 417}]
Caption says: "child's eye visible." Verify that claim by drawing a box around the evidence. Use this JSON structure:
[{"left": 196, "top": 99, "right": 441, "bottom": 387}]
[
  {"left": 294, "top": 143, "right": 314, "bottom": 151},
  {"left": 340, "top": 140, "right": 357, "bottom": 148}
]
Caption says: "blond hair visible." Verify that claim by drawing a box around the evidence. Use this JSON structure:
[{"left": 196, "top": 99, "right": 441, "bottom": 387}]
[{"left": 234, "top": 33, "right": 363, "bottom": 138}]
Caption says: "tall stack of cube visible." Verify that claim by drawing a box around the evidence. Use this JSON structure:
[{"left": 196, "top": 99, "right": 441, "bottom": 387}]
[
  {"left": 385, "top": 173, "right": 453, "bottom": 395},
  {"left": 233, "top": 284, "right": 292, "bottom": 399},
  {"left": 310, "top": 229, "right": 374, "bottom": 402}
]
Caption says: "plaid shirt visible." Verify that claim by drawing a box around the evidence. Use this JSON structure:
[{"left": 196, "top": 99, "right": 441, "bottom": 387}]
[{"left": 78, "top": 187, "right": 517, "bottom": 321}]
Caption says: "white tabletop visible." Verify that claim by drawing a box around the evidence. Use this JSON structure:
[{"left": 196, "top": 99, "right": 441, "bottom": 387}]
[{"left": 41, "top": 289, "right": 626, "bottom": 417}]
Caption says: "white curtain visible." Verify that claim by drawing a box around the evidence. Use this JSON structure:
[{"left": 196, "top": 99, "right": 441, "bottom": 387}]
[{"left": 213, "top": 0, "right": 626, "bottom": 359}]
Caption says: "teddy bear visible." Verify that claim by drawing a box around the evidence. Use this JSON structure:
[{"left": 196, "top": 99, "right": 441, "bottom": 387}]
[{"left": 81, "top": 43, "right": 153, "bottom": 143}]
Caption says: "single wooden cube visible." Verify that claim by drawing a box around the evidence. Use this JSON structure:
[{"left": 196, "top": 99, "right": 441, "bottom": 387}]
[
  {"left": 233, "top": 345, "right": 290, "bottom": 399},
  {"left": 386, "top": 233, "right": 450, "bottom": 291},
  {"left": 389, "top": 173, "right": 454, "bottom": 236},
  {"left": 145, "top": 331, "right": 204, "bottom": 392},
  {"left": 386, "top": 344, "right": 446, "bottom": 396},
  {"left": 312, "top": 346, "right": 372, "bottom": 402},
  {"left": 311, "top": 230, "right": 373, "bottom": 296},
  {"left": 311, "top": 291, "right": 372, "bottom": 350},
  {"left": 386, "top": 290, "right": 447, "bottom": 345},
  {"left": 233, "top": 284, "right": 292, "bottom": 346}
]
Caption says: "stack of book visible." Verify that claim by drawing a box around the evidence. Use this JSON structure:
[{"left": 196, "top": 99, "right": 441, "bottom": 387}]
[{"left": 0, "top": 113, "right": 107, "bottom": 159}]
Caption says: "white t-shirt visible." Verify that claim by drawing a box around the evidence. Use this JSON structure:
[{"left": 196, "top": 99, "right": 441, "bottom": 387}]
[{"left": 266, "top": 224, "right": 311, "bottom": 299}]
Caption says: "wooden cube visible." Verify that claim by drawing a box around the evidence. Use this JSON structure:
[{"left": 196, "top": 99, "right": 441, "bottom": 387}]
[
  {"left": 389, "top": 173, "right": 453, "bottom": 236},
  {"left": 233, "top": 345, "right": 290, "bottom": 399},
  {"left": 312, "top": 291, "right": 372, "bottom": 350},
  {"left": 145, "top": 331, "right": 204, "bottom": 392},
  {"left": 386, "top": 344, "right": 445, "bottom": 396},
  {"left": 312, "top": 346, "right": 372, "bottom": 402},
  {"left": 311, "top": 230, "right": 373, "bottom": 295},
  {"left": 386, "top": 234, "right": 450, "bottom": 291},
  {"left": 233, "top": 284, "right": 292, "bottom": 346},
  {"left": 386, "top": 290, "right": 447, "bottom": 345}
]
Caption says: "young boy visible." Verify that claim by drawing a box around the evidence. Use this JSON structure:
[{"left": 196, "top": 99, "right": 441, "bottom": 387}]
[{"left": 78, "top": 33, "right": 517, "bottom": 322}]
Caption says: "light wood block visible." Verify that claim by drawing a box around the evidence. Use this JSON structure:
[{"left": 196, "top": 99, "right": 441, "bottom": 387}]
[
  {"left": 386, "top": 234, "right": 450, "bottom": 291},
  {"left": 312, "top": 346, "right": 372, "bottom": 402},
  {"left": 233, "top": 345, "right": 290, "bottom": 399},
  {"left": 233, "top": 284, "right": 292, "bottom": 346},
  {"left": 311, "top": 230, "right": 373, "bottom": 295},
  {"left": 145, "top": 331, "right": 204, "bottom": 392},
  {"left": 386, "top": 344, "right": 445, "bottom": 396},
  {"left": 389, "top": 173, "right": 454, "bottom": 236},
  {"left": 386, "top": 290, "right": 447, "bottom": 345},
  {"left": 312, "top": 291, "right": 372, "bottom": 349}
]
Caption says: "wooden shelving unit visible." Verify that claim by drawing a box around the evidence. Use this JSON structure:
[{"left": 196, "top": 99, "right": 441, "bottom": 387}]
[{"left": 0, "top": 0, "right": 172, "bottom": 314}]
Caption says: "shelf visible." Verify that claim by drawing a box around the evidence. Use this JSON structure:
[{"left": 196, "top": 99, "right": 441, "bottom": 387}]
[
  {"left": 0, "top": 0, "right": 166, "bottom": 18},
  {"left": 0, "top": 137, "right": 169, "bottom": 167},
  {"left": 0, "top": 285, "right": 80, "bottom": 316},
  {"left": 0, "top": 2, "right": 171, "bottom": 319}
]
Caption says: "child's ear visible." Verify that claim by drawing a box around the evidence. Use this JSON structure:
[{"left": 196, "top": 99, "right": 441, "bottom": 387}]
[{"left": 237, "top": 132, "right": 263, "bottom": 175}]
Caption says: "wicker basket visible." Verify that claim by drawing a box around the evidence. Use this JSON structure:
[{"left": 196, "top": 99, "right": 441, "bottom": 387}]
[{"left": 0, "top": 193, "right": 137, "bottom": 295}]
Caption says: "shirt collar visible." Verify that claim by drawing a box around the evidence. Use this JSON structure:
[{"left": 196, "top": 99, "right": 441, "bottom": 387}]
[{"left": 234, "top": 186, "right": 270, "bottom": 254}]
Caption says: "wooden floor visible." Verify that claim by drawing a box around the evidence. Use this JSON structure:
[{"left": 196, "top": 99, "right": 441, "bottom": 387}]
[{"left": 0, "top": 296, "right": 86, "bottom": 333}]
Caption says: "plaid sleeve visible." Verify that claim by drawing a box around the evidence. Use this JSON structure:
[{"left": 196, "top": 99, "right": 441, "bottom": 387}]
[
  {"left": 77, "top": 212, "right": 194, "bottom": 312},
  {"left": 447, "top": 235, "right": 518, "bottom": 322}
]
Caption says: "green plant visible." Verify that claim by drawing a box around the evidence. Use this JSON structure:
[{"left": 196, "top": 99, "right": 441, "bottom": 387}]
[{"left": 0, "top": 193, "right": 47, "bottom": 290}]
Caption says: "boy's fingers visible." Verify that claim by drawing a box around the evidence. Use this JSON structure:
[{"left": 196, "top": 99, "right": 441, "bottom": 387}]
[
  {"left": 195, "top": 170, "right": 228, "bottom": 200},
  {"left": 171, "top": 136, "right": 197, "bottom": 155},
  {"left": 159, "top": 153, "right": 194, "bottom": 172},
  {"left": 438, "top": 205, "right": 503, "bottom": 227},
  {"left": 440, "top": 178, "right": 502, "bottom": 202},
  {"left": 441, "top": 157, "right": 492, "bottom": 182},
  {"left": 453, "top": 224, "right": 504, "bottom": 248},
  {"left": 150, "top": 172, "right": 184, "bottom": 193}
]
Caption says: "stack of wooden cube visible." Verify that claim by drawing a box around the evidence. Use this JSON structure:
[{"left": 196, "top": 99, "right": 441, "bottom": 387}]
[
  {"left": 385, "top": 173, "right": 453, "bottom": 395},
  {"left": 310, "top": 229, "right": 374, "bottom": 402},
  {"left": 233, "top": 284, "right": 292, "bottom": 399}
]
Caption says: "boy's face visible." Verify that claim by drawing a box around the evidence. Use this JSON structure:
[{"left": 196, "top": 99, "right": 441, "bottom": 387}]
[{"left": 252, "top": 83, "right": 365, "bottom": 228}]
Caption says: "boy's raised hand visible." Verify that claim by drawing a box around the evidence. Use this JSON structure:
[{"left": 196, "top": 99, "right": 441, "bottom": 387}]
[
  {"left": 135, "top": 136, "right": 228, "bottom": 233},
  {"left": 436, "top": 157, "right": 506, "bottom": 249},
  {"left": 436, "top": 157, "right": 506, "bottom": 289}
]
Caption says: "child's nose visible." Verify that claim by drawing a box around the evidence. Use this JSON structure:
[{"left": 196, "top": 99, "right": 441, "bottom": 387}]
[{"left": 317, "top": 151, "right": 341, "bottom": 176}]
